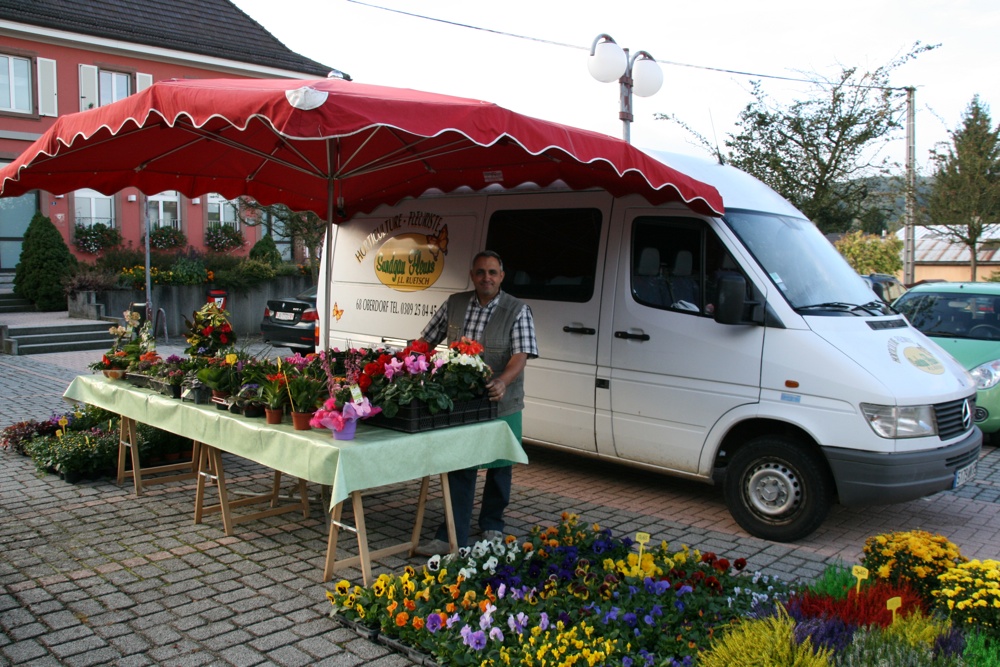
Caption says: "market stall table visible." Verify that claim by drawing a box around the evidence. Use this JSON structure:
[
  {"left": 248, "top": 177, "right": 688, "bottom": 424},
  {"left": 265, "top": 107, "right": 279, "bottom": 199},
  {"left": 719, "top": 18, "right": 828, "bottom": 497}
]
[{"left": 63, "top": 374, "right": 527, "bottom": 583}]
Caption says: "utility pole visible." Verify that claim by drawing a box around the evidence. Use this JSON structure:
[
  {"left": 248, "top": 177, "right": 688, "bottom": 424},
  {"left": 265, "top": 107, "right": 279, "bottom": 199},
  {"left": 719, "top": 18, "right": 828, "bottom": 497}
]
[{"left": 904, "top": 87, "right": 916, "bottom": 286}]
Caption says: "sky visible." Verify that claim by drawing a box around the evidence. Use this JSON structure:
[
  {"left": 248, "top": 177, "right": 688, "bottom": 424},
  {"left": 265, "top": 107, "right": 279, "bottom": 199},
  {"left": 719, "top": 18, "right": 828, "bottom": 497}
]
[{"left": 231, "top": 0, "right": 1000, "bottom": 178}]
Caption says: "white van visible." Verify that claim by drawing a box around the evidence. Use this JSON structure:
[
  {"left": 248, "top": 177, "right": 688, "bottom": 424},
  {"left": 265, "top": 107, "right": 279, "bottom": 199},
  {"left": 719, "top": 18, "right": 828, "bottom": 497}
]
[{"left": 317, "top": 150, "right": 981, "bottom": 542}]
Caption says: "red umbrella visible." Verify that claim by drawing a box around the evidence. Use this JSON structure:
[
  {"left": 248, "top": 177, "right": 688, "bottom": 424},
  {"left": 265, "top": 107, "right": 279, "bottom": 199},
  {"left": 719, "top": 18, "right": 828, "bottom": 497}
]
[{"left": 0, "top": 77, "right": 723, "bottom": 218}]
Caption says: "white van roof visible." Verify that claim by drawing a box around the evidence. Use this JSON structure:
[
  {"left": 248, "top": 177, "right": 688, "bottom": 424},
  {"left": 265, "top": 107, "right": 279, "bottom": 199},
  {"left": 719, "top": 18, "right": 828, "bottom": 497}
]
[{"left": 642, "top": 149, "right": 805, "bottom": 218}]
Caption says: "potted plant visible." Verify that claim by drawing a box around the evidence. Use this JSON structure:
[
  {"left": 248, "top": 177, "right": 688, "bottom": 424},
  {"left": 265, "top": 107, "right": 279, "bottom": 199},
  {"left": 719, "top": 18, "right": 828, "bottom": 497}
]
[
  {"left": 195, "top": 356, "right": 240, "bottom": 409},
  {"left": 183, "top": 302, "right": 237, "bottom": 357},
  {"left": 235, "top": 383, "right": 266, "bottom": 418},
  {"left": 261, "top": 373, "right": 289, "bottom": 424},
  {"left": 88, "top": 317, "right": 139, "bottom": 379},
  {"left": 311, "top": 393, "right": 380, "bottom": 440},
  {"left": 285, "top": 374, "right": 326, "bottom": 430}
]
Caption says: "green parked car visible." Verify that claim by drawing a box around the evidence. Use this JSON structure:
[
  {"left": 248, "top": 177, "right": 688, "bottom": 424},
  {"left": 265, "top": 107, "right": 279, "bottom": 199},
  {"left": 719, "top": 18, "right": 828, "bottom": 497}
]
[{"left": 893, "top": 282, "right": 1000, "bottom": 438}]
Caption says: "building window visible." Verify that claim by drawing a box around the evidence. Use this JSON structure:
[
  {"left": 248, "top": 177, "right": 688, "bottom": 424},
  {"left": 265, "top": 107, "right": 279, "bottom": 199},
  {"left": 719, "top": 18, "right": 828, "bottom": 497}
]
[
  {"left": 0, "top": 54, "right": 31, "bottom": 113},
  {"left": 261, "top": 209, "right": 293, "bottom": 261},
  {"left": 207, "top": 193, "right": 240, "bottom": 228},
  {"left": 73, "top": 189, "right": 115, "bottom": 227},
  {"left": 147, "top": 191, "right": 180, "bottom": 229},
  {"left": 99, "top": 70, "right": 130, "bottom": 106}
]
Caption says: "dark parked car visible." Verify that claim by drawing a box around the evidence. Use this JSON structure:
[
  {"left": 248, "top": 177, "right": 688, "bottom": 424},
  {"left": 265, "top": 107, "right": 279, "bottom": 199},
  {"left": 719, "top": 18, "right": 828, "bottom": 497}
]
[{"left": 260, "top": 285, "right": 317, "bottom": 354}]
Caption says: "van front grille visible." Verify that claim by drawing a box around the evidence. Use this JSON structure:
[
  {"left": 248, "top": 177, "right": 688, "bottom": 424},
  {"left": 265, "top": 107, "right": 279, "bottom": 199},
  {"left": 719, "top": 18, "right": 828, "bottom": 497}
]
[{"left": 935, "top": 397, "right": 974, "bottom": 441}]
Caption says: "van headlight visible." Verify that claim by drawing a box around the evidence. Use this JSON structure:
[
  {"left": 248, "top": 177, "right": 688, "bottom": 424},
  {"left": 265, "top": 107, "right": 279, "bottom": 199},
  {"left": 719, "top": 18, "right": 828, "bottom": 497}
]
[
  {"left": 970, "top": 360, "right": 1000, "bottom": 390},
  {"left": 860, "top": 403, "right": 936, "bottom": 438}
]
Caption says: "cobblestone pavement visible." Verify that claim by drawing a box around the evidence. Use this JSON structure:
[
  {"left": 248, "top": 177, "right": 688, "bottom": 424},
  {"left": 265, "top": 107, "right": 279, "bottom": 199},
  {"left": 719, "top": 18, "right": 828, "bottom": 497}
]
[{"left": 2, "top": 328, "right": 999, "bottom": 665}]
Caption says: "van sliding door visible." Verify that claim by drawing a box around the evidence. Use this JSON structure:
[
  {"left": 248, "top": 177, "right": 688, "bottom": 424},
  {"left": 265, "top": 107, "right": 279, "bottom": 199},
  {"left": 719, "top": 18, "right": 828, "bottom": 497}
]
[{"left": 484, "top": 193, "right": 611, "bottom": 452}]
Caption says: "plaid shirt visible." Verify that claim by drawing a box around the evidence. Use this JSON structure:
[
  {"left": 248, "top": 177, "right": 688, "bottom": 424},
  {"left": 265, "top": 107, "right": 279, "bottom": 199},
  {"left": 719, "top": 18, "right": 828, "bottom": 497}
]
[{"left": 422, "top": 291, "right": 538, "bottom": 358}]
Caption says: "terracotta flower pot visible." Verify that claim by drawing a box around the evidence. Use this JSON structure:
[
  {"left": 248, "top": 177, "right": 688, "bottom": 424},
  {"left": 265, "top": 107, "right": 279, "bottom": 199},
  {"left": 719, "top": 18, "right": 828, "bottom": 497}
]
[
  {"left": 291, "top": 412, "right": 312, "bottom": 431},
  {"left": 102, "top": 369, "right": 125, "bottom": 380},
  {"left": 265, "top": 408, "right": 284, "bottom": 425}
]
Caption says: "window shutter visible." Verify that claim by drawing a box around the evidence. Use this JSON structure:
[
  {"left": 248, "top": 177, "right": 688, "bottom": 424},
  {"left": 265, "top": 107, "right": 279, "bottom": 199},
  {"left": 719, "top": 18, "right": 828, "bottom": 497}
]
[
  {"left": 37, "top": 58, "right": 57, "bottom": 116},
  {"left": 136, "top": 72, "right": 152, "bottom": 92},
  {"left": 78, "top": 64, "right": 98, "bottom": 111}
]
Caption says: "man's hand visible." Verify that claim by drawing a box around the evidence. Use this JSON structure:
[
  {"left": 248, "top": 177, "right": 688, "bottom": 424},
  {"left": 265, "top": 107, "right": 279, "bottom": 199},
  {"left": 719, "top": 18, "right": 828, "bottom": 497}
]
[
  {"left": 485, "top": 353, "right": 527, "bottom": 403},
  {"left": 486, "top": 378, "right": 506, "bottom": 402}
]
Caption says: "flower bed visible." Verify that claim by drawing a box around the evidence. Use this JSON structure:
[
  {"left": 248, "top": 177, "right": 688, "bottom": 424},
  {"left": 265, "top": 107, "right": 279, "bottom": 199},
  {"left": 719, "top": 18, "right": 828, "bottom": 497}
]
[{"left": 326, "top": 515, "right": 1000, "bottom": 666}]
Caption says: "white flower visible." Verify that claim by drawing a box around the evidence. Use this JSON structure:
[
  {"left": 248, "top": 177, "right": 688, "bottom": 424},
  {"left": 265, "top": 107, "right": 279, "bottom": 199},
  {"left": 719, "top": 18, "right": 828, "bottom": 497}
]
[
  {"left": 427, "top": 555, "right": 441, "bottom": 571},
  {"left": 483, "top": 556, "right": 499, "bottom": 573},
  {"left": 458, "top": 567, "right": 475, "bottom": 579}
]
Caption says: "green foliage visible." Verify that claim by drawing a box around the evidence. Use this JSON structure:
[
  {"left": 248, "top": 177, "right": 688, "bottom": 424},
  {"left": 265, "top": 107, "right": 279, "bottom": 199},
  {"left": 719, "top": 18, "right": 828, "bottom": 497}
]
[
  {"left": 148, "top": 225, "right": 188, "bottom": 250},
  {"left": 73, "top": 222, "right": 122, "bottom": 255},
  {"left": 204, "top": 224, "right": 245, "bottom": 253},
  {"left": 24, "top": 429, "right": 119, "bottom": 479},
  {"left": 238, "top": 201, "right": 325, "bottom": 280},
  {"left": 212, "top": 258, "right": 278, "bottom": 291},
  {"left": 248, "top": 233, "right": 283, "bottom": 267},
  {"left": 62, "top": 265, "right": 121, "bottom": 295},
  {"left": 673, "top": 44, "right": 933, "bottom": 234},
  {"left": 834, "top": 231, "right": 904, "bottom": 275},
  {"left": 925, "top": 95, "right": 1000, "bottom": 281},
  {"left": 14, "top": 212, "right": 78, "bottom": 310},
  {"left": 169, "top": 255, "right": 209, "bottom": 285},
  {"left": 803, "top": 561, "right": 855, "bottom": 600},
  {"left": 963, "top": 630, "right": 1000, "bottom": 665},
  {"left": 94, "top": 246, "right": 145, "bottom": 274},
  {"left": 699, "top": 610, "right": 831, "bottom": 667}
]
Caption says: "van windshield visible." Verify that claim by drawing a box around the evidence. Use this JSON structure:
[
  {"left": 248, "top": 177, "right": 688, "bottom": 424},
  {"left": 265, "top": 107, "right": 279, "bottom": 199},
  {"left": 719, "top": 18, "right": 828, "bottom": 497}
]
[{"left": 724, "top": 209, "right": 891, "bottom": 315}]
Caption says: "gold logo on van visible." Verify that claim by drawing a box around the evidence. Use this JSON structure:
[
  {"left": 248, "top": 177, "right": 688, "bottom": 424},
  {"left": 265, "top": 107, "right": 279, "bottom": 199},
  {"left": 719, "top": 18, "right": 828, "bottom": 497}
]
[
  {"left": 888, "top": 336, "right": 945, "bottom": 375},
  {"left": 373, "top": 226, "right": 448, "bottom": 292}
]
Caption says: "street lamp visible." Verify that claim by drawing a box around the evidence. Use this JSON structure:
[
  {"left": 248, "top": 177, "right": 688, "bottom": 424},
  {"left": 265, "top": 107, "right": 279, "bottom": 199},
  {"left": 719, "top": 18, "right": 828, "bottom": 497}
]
[{"left": 588, "top": 34, "right": 663, "bottom": 144}]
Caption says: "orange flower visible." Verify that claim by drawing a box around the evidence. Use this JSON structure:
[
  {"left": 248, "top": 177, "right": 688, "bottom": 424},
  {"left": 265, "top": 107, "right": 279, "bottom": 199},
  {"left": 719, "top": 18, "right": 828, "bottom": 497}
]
[
  {"left": 395, "top": 612, "right": 409, "bottom": 627},
  {"left": 412, "top": 616, "right": 424, "bottom": 631},
  {"left": 404, "top": 598, "right": 416, "bottom": 611}
]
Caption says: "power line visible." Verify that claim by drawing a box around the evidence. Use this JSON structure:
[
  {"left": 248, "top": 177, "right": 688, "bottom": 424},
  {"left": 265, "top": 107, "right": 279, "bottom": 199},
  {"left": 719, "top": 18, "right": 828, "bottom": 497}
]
[{"left": 344, "top": 0, "right": 908, "bottom": 91}]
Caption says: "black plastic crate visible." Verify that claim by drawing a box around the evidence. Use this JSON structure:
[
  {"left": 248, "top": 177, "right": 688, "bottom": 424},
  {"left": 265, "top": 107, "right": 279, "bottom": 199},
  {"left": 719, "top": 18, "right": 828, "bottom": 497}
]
[{"left": 368, "top": 396, "right": 497, "bottom": 433}]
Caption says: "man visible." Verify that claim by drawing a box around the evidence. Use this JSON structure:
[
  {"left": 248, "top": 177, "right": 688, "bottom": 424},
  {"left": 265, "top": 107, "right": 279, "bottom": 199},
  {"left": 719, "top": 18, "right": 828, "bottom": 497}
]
[{"left": 415, "top": 250, "right": 538, "bottom": 555}]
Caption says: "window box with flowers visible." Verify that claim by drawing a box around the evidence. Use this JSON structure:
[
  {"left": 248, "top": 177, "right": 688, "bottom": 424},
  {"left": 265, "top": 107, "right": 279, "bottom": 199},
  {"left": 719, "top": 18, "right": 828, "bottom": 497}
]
[
  {"left": 204, "top": 224, "right": 245, "bottom": 253},
  {"left": 148, "top": 225, "right": 188, "bottom": 250},
  {"left": 73, "top": 222, "right": 122, "bottom": 255}
]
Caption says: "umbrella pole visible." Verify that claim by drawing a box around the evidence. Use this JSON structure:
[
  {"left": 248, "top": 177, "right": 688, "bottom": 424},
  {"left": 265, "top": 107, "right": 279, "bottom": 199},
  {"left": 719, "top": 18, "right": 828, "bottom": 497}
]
[
  {"left": 321, "top": 177, "right": 335, "bottom": 353},
  {"left": 144, "top": 208, "right": 153, "bottom": 333}
]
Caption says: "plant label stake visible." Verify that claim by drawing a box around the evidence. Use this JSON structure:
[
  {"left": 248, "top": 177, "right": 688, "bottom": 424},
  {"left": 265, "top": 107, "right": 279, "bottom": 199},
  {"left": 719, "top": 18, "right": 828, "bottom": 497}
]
[
  {"left": 852, "top": 565, "right": 869, "bottom": 594},
  {"left": 887, "top": 596, "right": 901, "bottom": 623},
  {"left": 635, "top": 532, "right": 650, "bottom": 561}
]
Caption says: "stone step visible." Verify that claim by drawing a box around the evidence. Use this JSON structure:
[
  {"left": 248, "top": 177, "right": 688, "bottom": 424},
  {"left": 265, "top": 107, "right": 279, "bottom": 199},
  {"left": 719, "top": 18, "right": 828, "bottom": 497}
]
[{"left": 7, "top": 338, "right": 113, "bottom": 355}]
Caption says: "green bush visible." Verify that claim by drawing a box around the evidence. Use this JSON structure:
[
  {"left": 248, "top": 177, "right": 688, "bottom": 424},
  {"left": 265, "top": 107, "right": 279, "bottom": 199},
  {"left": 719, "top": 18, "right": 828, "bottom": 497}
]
[
  {"left": 248, "top": 233, "right": 283, "bottom": 267},
  {"left": 73, "top": 222, "right": 122, "bottom": 255},
  {"left": 148, "top": 225, "right": 188, "bottom": 250},
  {"left": 213, "top": 258, "right": 277, "bottom": 291},
  {"left": 25, "top": 429, "right": 119, "bottom": 479},
  {"left": 14, "top": 212, "right": 78, "bottom": 310},
  {"left": 95, "top": 246, "right": 145, "bottom": 274},
  {"left": 63, "top": 265, "right": 121, "bottom": 295},
  {"left": 205, "top": 224, "right": 245, "bottom": 253},
  {"left": 169, "top": 255, "right": 209, "bottom": 285}
]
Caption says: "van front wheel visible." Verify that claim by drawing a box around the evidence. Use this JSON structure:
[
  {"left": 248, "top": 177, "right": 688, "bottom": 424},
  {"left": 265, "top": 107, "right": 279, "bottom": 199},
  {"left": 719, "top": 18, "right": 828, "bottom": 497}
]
[{"left": 723, "top": 436, "right": 832, "bottom": 542}]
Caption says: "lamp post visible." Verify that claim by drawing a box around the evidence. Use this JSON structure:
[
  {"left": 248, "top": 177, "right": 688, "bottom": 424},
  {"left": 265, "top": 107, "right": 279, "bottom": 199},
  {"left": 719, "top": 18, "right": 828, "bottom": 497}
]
[{"left": 588, "top": 34, "right": 663, "bottom": 144}]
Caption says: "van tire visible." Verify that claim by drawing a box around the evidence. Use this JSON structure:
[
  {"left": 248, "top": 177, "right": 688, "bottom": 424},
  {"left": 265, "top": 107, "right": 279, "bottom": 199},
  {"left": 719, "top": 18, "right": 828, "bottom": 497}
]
[{"left": 723, "top": 436, "right": 832, "bottom": 542}]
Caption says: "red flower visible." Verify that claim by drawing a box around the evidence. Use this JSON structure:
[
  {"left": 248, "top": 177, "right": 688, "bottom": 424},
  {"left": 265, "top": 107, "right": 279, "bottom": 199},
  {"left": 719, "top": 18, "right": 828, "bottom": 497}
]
[
  {"left": 202, "top": 326, "right": 214, "bottom": 336},
  {"left": 410, "top": 339, "right": 430, "bottom": 354},
  {"left": 714, "top": 558, "right": 730, "bottom": 572},
  {"left": 357, "top": 374, "right": 372, "bottom": 392},
  {"left": 734, "top": 558, "right": 747, "bottom": 571},
  {"left": 449, "top": 336, "right": 484, "bottom": 356},
  {"left": 221, "top": 323, "right": 232, "bottom": 333},
  {"left": 363, "top": 362, "right": 383, "bottom": 377},
  {"left": 219, "top": 334, "right": 229, "bottom": 344}
]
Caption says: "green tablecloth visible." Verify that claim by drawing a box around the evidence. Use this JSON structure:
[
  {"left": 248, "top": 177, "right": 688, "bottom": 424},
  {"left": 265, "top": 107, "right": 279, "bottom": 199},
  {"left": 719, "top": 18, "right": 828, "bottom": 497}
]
[{"left": 63, "top": 374, "right": 528, "bottom": 509}]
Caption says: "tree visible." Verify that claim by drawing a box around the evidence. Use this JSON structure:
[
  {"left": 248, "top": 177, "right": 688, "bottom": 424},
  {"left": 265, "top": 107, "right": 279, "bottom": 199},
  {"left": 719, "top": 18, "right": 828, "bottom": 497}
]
[
  {"left": 14, "top": 212, "right": 78, "bottom": 311},
  {"left": 834, "top": 230, "right": 903, "bottom": 275},
  {"left": 238, "top": 201, "right": 324, "bottom": 281},
  {"left": 924, "top": 96, "right": 1000, "bottom": 281},
  {"left": 662, "top": 44, "right": 933, "bottom": 234}
]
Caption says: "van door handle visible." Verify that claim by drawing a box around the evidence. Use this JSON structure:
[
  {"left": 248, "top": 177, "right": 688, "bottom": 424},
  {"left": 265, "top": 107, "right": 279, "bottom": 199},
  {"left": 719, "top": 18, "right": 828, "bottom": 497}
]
[
  {"left": 563, "top": 326, "right": 596, "bottom": 335},
  {"left": 614, "top": 330, "right": 650, "bottom": 341}
]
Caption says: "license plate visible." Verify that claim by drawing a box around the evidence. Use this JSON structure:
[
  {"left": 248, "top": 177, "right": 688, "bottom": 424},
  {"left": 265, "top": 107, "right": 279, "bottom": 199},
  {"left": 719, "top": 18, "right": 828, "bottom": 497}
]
[
  {"left": 274, "top": 311, "right": 295, "bottom": 321},
  {"left": 954, "top": 461, "right": 977, "bottom": 489}
]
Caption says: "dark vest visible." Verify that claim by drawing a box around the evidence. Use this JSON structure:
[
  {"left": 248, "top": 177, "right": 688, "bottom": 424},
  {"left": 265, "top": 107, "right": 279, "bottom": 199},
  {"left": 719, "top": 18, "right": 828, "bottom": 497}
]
[{"left": 445, "top": 291, "right": 526, "bottom": 417}]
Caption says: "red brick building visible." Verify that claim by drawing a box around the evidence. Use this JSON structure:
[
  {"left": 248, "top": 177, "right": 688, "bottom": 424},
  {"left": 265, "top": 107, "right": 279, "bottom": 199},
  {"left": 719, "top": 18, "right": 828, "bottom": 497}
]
[{"left": 0, "top": 0, "right": 346, "bottom": 272}]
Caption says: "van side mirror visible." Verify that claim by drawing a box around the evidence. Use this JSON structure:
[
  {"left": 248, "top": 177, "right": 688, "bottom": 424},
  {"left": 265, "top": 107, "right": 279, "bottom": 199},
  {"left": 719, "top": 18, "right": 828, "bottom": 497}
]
[{"left": 715, "top": 274, "right": 747, "bottom": 325}]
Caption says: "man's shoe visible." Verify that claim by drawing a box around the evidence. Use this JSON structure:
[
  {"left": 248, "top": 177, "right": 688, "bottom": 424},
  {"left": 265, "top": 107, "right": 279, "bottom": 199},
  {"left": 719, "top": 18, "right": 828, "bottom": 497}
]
[
  {"left": 415, "top": 538, "right": 453, "bottom": 557},
  {"left": 482, "top": 530, "right": 504, "bottom": 543}
]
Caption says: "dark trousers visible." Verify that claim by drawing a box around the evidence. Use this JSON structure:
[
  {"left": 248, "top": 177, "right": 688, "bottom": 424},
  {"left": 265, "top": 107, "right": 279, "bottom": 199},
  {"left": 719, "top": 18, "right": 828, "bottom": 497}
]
[
  {"left": 434, "top": 412, "right": 520, "bottom": 546},
  {"left": 434, "top": 465, "right": 512, "bottom": 546}
]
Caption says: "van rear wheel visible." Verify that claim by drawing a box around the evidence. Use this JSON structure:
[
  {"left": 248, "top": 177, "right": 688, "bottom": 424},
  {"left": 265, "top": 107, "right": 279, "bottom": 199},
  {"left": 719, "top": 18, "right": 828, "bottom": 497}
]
[{"left": 723, "top": 436, "right": 832, "bottom": 542}]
